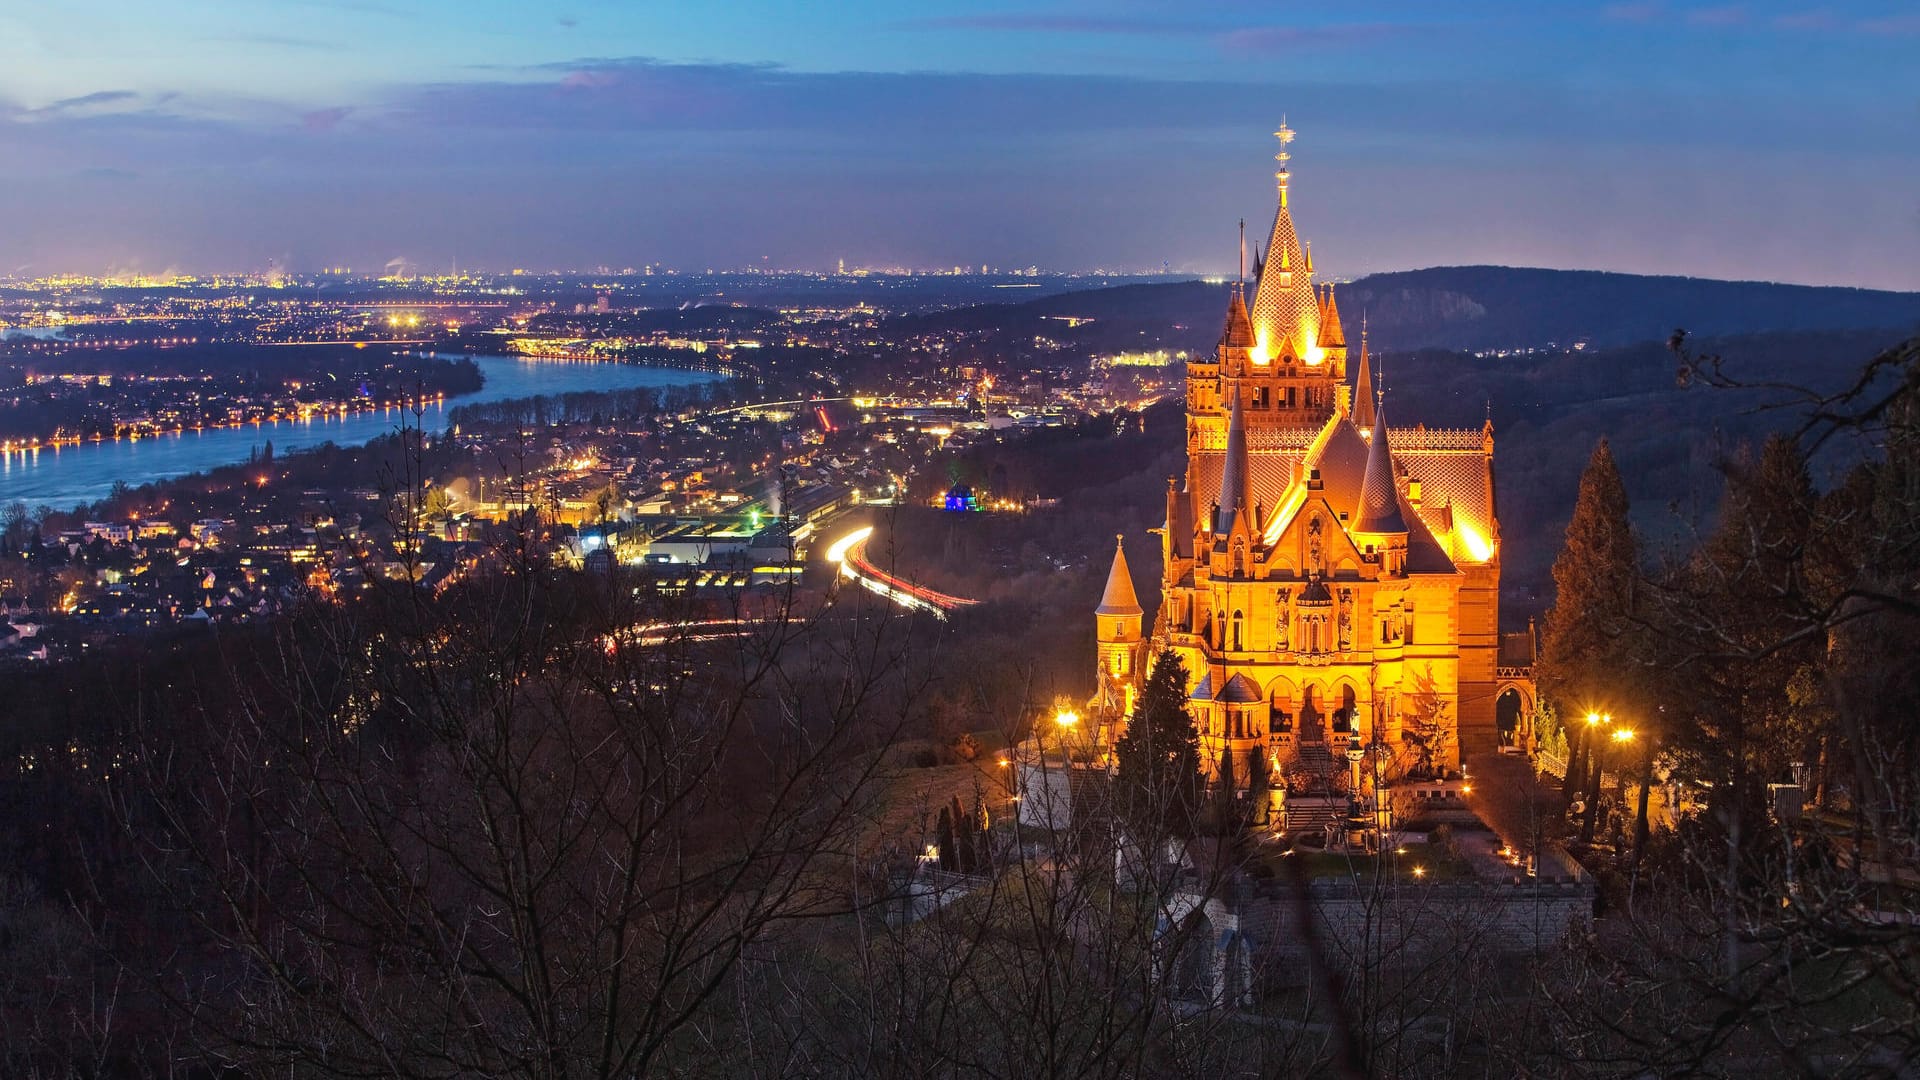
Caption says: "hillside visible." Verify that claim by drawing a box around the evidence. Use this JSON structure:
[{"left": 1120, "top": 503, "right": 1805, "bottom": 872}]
[
  {"left": 898, "top": 269, "right": 1920, "bottom": 356},
  {"left": 1346, "top": 267, "right": 1920, "bottom": 351}
]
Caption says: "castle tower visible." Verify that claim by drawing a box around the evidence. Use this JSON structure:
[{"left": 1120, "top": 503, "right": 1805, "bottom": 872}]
[{"left": 1094, "top": 534, "right": 1145, "bottom": 722}]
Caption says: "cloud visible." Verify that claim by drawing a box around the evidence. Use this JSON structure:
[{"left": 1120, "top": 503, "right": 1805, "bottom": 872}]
[
  {"left": 1219, "top": 23, "right": 1428, "bottom": 53},
  {"left": 1858, "top": 13, "right": 1920, "bottom": 34},
  {"left": 301, "top": 106, "right": 352, "bottom": 131},
  {"left": 893, "top": 14, "right": 1208, "bottom": 36},
  {"left": 894, "top": 13, "right": 1425, "bottom": 54},
  {"left": 1601, "top": 2, "right": 1665, "bottom": 23},
  {"left": 204, "top": 33, "right": 345, "bottom": 52},
  {"left": 1685, "top": 5, "right": 1748, "bottom": 27},
  {"left": 29, "top": 90, "right": 140, "bottom": 117},
  {"left": 1772, "top": 10, "right": 1837, "bottom": 30}
]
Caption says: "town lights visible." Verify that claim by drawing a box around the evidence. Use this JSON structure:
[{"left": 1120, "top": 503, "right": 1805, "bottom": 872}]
[
  {"left": 1612, "top": 728, "right": 1636, "bottom": 744},
  {"left": 1054, "top": 709, "right": 1079, "bottom": 728}
]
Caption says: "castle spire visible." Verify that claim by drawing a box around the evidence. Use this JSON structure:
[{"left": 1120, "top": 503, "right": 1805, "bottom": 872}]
[
  {"left": 1354, "top": 386, "right": 1407, "bottom": 535},
  {"left": 1250, "top": 122, "right": 1319, "bottom": 366},
  {"left": 1320, "top": 284, "right": 1346, "bottom": 348},
  {"left": 1215, "top": 392, "right": 1252, "bottom": 533},
  {"left": 1222, "top": 222, "right": 1254, "bottom": 350},
  {"left": 1351, "top": 331, "right": 1376, "bottom": 432},
  {"left": 1095, "top": 534, "right": 1143, "bottom": 616}
]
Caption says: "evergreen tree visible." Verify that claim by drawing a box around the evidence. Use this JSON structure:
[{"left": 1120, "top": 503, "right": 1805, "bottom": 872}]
[
  {"left": 1214, "top": 745, "right": 1238, "bottom": 834},
  {"left": 950, "top": 795, "right": 974, "bottom": 873},
  {"left": 935, "top": 807, "right": 956, "bottom": 872},
  {"left": 1246, "top": 743, "right": 1270, "bottom": 828},
  {"left": 1539, "top": 439, "right": 1638, "bottom": 799},
  {"left": 1114, "top": 649, "right": 1202, "bottom": 833}
]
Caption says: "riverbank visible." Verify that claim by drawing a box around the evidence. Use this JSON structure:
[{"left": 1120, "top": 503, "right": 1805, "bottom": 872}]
[{"left": 0, "top": 354, "right": 722, "bottom": 509}]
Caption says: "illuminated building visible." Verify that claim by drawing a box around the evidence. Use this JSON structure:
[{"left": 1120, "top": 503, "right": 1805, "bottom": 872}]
[{"left": 1094, "top": 124, "right": 1529, "bottom": 788}]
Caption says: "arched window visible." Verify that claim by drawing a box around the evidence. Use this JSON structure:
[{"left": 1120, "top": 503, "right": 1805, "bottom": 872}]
[
  {"left": 1333, "top": 684, "right": 1358, "bottom": 734},
  {"left": 1230, "top": 610, "right": 1244, "bottom": 652}
]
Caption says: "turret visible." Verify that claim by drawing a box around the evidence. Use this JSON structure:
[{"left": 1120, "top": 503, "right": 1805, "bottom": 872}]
[
  {"left": 1353, "top": 388, "right": 1410, "bottom": 573},
  {"left": 1095, "top": 534, "right": 1145, "bottom": 711},
  {"left": 1351, "top": 332, "right": 1376, "bottom": 434},
  {"left": 1215, "top": 394, "right": 1253, "bottom": 535}
]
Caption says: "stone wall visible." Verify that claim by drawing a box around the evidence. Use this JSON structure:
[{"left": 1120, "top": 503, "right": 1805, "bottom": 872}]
[{"left": 1179, "top": 877, "right": 1592, "bottom": 992}]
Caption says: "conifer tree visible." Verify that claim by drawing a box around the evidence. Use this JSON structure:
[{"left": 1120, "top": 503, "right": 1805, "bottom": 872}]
[
  {"left": 1246, "top": 743, "right": 1270, "bottom": 828},
  {"left": 1214, "top": 745, "right": 1238, "bottom": 834},
  {"left": 935, "top": 807, "right": 956, "bottom": 872},
  {"left": 1114, "top": 649, "right": 1202, "bottom": 832},
  {"left": 1540, "top": 439, "right": 1638, "bottom": 800},
  {"left": 951, "top": 795, "right": 974, "bottom": 873}
]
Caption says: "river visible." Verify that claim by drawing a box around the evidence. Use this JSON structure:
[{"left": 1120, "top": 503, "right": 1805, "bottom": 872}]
[{"left": 0, "top": 354, "right": 721, "bottom": 509}]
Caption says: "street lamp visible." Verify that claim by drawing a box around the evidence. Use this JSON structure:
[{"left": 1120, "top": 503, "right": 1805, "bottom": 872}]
[{"left": 1051, "top": 707, "right": 1082, "bottom": 764}]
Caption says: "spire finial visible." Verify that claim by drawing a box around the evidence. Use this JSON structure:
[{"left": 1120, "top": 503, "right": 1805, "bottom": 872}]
[
  {"left": 1274, "top": 117, "right": 1296, "bottom": 206},
  {"left": 1238, "top": 218, "right": 1246, "bottom": 288}
]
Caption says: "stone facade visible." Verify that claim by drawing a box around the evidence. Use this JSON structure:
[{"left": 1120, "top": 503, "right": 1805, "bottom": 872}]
[{"left": 1094, "top": 127, "right": 1527, "bottom": 786}]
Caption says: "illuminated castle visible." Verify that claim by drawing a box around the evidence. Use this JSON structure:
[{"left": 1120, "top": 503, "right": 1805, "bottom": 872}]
[{"left": 1094, "top": 124, "right": 1521, "bottom": 785}]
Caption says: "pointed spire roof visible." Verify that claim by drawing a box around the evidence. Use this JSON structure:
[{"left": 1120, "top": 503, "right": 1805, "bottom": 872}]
[
  {"left": 1096, "top": 534, "right": 1142, "bottom": 616},
  {"left": 1354, "top": 389, "right": 1407, "bottom": 534},
  {"left": 1351, "top": 338, "right": 1376, "bottom": 431},
  {"left": 1320, "top": 285, "right": 1346, "bottom": 348},
  {"left": 1250, "top": 124, "right": 1319, "bottom": 359},
  {"left": 1221, "top": 286, "right": 1254, "bottom": 349},
  {"left": 1215, "top": 393, "right": 1251, "bottom": 533}
]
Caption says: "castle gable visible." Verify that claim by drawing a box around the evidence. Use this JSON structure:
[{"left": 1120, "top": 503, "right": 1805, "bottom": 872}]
[{"left": 1263, "top": 493, "right": 1370, "bottom": 580}]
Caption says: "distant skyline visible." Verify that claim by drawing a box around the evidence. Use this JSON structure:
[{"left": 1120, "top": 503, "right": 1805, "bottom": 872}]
[{"left": 2, "top": 1, "right": 1916, "bottom": 289}]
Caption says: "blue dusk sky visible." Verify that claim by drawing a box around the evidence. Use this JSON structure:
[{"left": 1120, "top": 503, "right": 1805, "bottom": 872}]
[{"left": 1, "top": 1, "right": 1915, "bottom": 287}]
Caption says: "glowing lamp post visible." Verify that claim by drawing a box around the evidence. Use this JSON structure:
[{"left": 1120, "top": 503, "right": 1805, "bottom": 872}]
[
  {"left": 1611, "top": 728, "right": 1636, "bottom": 803},
  {"left": 1345, "top": 733, "right": 1365, "bottom": 796},
  {"left": 1051, "top": 707, "right": 1082, "bottom": 763},
  {"left": 1344, "top": 733, "right": 1369, "bottom": 848}
]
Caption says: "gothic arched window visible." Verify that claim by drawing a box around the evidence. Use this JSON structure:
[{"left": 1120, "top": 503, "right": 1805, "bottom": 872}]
[{"left": 1230, "top": 609, "right": 1244, "bottom": 652}]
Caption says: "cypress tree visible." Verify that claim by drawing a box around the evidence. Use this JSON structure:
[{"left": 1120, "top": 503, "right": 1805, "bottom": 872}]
[
  {"left": 935, "top": 807, "right": 956, "bottom": 872},
  {"left": 1215, "top": 745, "right": 1239, "bottom": 834},
  {"left": 1115, "top": 649, "right": 1202, "bottom": 833},
  {"left": 1246, "top": 743, "right": 1271, "bottom": 828},
  {"left": 951, "top": 795, "right": 974, "bottom": 873},
  {"left": 1540, "top": 439, "right": 1638, "bottom": 800}
]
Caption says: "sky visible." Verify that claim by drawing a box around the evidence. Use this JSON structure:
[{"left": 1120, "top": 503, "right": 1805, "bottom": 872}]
[{"left": 1, "top": 1, "right": 1916, "bottom": 288}]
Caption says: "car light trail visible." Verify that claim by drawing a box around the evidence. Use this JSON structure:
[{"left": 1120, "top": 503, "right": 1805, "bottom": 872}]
[{"left": 826, "top": 526, "right": 978, "bottom": 619}]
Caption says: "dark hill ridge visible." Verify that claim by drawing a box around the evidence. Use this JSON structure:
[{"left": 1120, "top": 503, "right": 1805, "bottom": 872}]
[
  {"left": 1347, "top": 267, "right": 1920, "bottom": 351},
  {"left": 902, "top": 269, "right": 1920, "bottom": 354}
]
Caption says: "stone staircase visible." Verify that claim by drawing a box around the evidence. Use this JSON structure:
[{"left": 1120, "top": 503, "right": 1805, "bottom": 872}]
[
  {"left": 1283, "top": 796, "right": 1344, "bottom": 836},
  {"left": 1281, "top": 742, "right": 1347, "bottom": 836},
  {"left": 1294, "top": 742, "right": 1340, "bottom": 785}
]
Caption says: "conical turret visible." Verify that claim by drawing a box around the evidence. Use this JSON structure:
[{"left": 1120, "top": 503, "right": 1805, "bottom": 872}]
[
  {"left": 1320, "top": 285, "right": 1346, "bottom": 348},
  {"left": 1221, "top": 287, "right": 1254, "bottom": 350},
  {"left": 1351, "top": 337, "right": 1376, "bottom": 432},
  {"left": 1096, "top": 534, "right": 1143, "bottom": 616},
  {"left": 1354, "top": 389, "right": 1407, "bottom": 535},
  {"left": 1215, "top": 393, "right": 1252, "bottom": 533}
]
